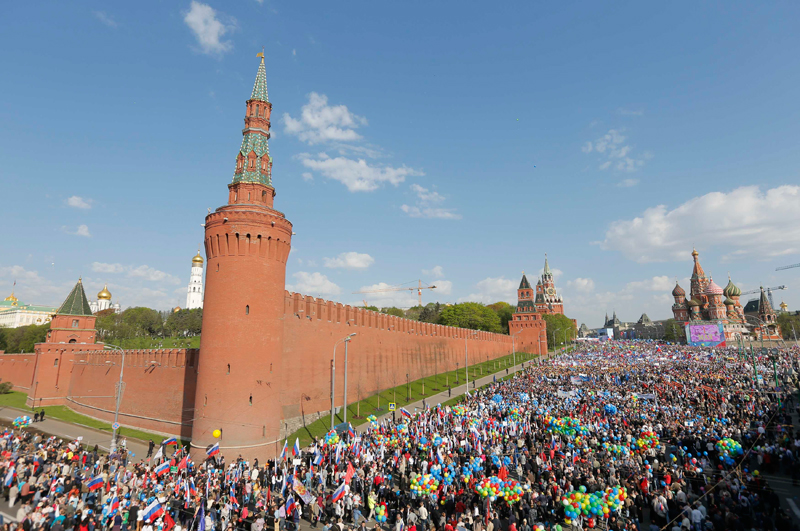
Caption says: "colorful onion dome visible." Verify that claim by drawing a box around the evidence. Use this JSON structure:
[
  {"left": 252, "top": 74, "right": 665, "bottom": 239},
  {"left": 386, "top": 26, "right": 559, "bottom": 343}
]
[
  {"left": 723, "top": 297, "right": 735, "bottom": 306},
  {"left": 705, "top": 279, "right": 723, "bottom": 296},
  {"left": 723, "top": 277, "right": 741, "bottom": 298},
  {"left": 672, "top": 282, "right": 685, "bottom": 297},
  {"left": 687, "top": 298, "right": 701, "bottom": 307}
]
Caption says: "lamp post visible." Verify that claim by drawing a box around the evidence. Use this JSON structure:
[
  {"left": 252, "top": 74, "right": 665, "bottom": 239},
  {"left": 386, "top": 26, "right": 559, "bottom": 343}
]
[
  {"left": 552, "top": 327, "right": 563, "bottom": 356},
  {"left": 104, "top": 343, "right": 125, "bottom": 454},
  {"left": 465, "top": 331, "right": 477, "bottom": 392},
  {"left": 331, "top": 333, "right": 356, "bottom": 429}
]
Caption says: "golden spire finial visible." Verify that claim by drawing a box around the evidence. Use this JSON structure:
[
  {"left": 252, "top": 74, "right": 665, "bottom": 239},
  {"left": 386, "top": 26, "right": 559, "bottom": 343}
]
[{"left": 257, "top": 47, "right": 265, "bottom": 62}]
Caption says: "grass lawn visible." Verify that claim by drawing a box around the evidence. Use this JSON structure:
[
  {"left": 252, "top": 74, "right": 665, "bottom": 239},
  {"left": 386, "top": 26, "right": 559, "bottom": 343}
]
[
  {"left": 0, "top": 391, "right": 169, "bottom": 444},
  {"left": 289, "top": 351, "right": 538, "bottom": 447},
  {"left": 114, "top": 336, "right": 201, "bottom": 350}
]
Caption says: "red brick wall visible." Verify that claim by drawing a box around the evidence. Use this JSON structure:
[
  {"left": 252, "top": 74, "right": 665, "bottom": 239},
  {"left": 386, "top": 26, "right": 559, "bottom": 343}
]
[
  {"left": 66, "top": 349, "right": 198, "bottom": 438},
  {"left": 0, "top": 353, "right": 37, "bottom": 392},
  {"left": 280, "top": 292, "right": 516, "bottom": 430}
]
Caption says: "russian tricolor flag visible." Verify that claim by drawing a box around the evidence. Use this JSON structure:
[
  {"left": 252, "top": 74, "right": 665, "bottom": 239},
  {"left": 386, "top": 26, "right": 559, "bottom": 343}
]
[
  {"left": 4, "top": 469, "right": 15, "bottom": 487},
  {"left": 312, "top": 452, "right": 323, "bottom": 466},
  {"left": 400, "top": 408, "right": 412, "bottom": 419},
  {"left": 285, "top": 495, "right": 296, "bottom": 516},
  {"left": 86, "top": 475, "right": 104, "bottom": 491},
  {"left": 292, "top": 438, "right": 301, "bottom": 457},
  {"left": 142, "top": 500, "right": 164, "bottom": 522},
  {"left": 110, "top": 496, "right": 120, "bottom": 515},
  {"left": 331, "top": 482, "right": 347, "bottom": 502},
  {"left": 347, "top": 424, "right": 355, "bottom": 439},
  {"left": 206, "top": 443, "right": 220, "bottom": 457},
  {"left": 163, "top": 437, "right": 178, "bottom": 446},
  {"left": 279, "top": 439, "right": 288, "bottom": 460},
  {"left": 155, "top": 462, "right": 170, "bottom": 476}
]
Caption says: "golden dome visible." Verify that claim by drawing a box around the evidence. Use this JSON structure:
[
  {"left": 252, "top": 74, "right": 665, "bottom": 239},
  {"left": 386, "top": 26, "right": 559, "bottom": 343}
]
[
  {"left": 192, "top": 251, "right": 204, "bottom": 265},
  {"left": 173, "top": 306, "right": 181, "bottom": 313},
  {"left": 4, "top": 292, "right": 17, "bottom": 303},
  {"left": 97, "top": 284, "right": 112, "bottom": 300}
]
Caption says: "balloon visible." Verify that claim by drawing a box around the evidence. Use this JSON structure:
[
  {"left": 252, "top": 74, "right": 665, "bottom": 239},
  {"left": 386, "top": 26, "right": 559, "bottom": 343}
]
[{"left": 212, "top": 429, "right": 221, "bottom": 438}]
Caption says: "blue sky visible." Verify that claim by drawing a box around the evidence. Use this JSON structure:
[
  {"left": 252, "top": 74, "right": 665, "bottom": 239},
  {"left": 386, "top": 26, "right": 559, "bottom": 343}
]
[{"left": 2, "top": 1, "right": 800, "bottom": 327}]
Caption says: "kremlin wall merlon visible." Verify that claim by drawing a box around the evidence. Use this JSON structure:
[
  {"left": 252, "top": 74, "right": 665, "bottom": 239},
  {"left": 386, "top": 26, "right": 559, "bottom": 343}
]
[{"left": 0, "top": 57, "right": 543, "bottom": 460}]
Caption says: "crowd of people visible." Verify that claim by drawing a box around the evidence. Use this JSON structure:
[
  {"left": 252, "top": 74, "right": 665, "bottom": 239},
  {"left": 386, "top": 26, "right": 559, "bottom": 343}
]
[{"left": 2, "top": 340, "right": 800, "bottom": 531}]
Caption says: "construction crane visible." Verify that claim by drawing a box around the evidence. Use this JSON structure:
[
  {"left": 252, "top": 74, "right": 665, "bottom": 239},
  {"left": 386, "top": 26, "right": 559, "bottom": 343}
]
[
  {"left": 777, "top": 263, "right": 800, "bottom": 271},
  {"left": 740, "top": 285, "right": 786, "bottom": 309},
  {"left": 353, "top": 280, "right": 436, "bottom": 307}
]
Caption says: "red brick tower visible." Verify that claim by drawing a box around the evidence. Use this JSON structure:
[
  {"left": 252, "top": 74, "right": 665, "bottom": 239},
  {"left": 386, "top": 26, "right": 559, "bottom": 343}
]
[
  {"left": 193, "top": 54, "right": 292, "bottom": 459},
  {"left": 509, "top": 273, "right": 546, "bottom": 356},
  {"left": 534, "top": 254, "right": 564, "bottom": 315}
]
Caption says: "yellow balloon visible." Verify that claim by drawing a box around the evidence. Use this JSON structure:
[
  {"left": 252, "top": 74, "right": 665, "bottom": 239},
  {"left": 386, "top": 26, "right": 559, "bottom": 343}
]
[{"left": 212, "top": 429, "right": 221, "bottom": 438}]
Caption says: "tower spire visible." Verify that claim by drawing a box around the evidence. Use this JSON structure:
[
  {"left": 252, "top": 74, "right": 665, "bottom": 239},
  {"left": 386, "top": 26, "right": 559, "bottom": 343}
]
[
  {"left": 232, "top": 53, "right": 273, "bottom": 187},
  {"left": 543, "top": 253, "right": 551, "bottom": 276}
]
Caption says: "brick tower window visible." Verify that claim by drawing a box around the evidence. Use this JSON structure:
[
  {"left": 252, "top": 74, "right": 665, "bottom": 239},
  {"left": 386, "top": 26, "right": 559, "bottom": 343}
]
[
  {"left": 227, "top": 364, "right": 230, "bottom": 374},
  {"left": 72, "top": 319, "right": 79, "bottom": 328},
  {"left": 246, "top": 305, "right": 250, "bottom": 315}
]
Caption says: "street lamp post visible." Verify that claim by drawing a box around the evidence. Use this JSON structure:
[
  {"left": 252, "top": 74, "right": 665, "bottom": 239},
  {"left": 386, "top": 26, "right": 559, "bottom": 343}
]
[
  {"left": 465, "top": 331, "right": 477, "bottom": 392},
  {"left": 552, "top": 327, "right": 563, "bottom": 356},
  {"left": 331, "top": 333, "right": 356, "bottom": 430},
  {"left": 511, "top": 329, "right": 523, "bottom": 369},
  {"left": 105, "top": 343, "right": 125, "bottom": 454}
]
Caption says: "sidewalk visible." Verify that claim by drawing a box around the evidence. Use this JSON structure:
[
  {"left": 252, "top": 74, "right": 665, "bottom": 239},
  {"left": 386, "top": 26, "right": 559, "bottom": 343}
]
[{"left": 0, "top": 406, "right": 150, "bottom": 459}]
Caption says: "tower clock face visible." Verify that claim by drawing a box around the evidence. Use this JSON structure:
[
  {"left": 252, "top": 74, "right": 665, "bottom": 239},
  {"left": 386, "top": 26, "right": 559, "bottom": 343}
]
[{"left": 547, "top": 287, "right": 555, "bottom": 296}]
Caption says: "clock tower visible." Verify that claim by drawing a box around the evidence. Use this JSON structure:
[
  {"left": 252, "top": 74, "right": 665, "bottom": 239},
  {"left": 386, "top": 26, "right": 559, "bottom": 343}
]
[
  {"left": 534, "top": 254, "right": 564, "bottom": 315},
  {"left": 193, "top": 54, "right": 292, "bottom": 459}
]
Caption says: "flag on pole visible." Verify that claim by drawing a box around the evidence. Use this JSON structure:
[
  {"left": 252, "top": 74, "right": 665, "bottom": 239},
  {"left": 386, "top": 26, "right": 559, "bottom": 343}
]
[
  {"left": 347, "top": 424, "right": 355, "bottom": 439},
  {"left": 285, "top": 495, "right": 296, "bottom": 517},
  {"left": 142, "top": 500, "right": 164, "bottom": 522},
  {"left": 292, "top": 438, "right": 301, "bottom": 457},
  {"left": 163, "top": 437, "right": 178, "bottom": 446},
  {"left": 400, "top": 408, "right": 412, "bottom": 419},
  {"left": 154, "top": 462, "right": 170, "bottom": 476},
  {"left": 86, "top": 475, "right": 104, "bottom": 491},
  {"left": 331, "top": 482, "right": 347, "bottom": 502},
  {"left": 206, "top": 443, "right": 220, "bottom": 457},
  {"left": 279, "top": 439, "right": 288, "bottom": 460}
]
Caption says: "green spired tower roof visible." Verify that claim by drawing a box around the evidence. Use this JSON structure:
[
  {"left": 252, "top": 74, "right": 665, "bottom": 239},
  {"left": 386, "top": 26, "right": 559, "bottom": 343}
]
[
  {"left": 543, "top": 253, "right": 552, "bottom": 277},
  {"left": 251, "top": 54, "right": 269, "bottom": 103},
  {"left": 57, "top": 279, "right": 94, "bottom": 316},
  {"left": 519, "top": 273, "right": 531, "bottom": 290}
]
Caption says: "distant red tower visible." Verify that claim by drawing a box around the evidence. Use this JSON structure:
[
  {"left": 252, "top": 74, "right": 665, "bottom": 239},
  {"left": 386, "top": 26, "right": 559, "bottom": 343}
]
[{"left": 193, "top": 55, "right": 292, "bottom": 458}]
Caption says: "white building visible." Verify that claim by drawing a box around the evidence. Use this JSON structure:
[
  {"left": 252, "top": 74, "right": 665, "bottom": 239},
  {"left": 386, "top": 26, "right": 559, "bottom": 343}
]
[
  {"left": 186, "top": 251, "right": 204, "bottom": 310},
  {"left": 88, "top": 284, "right": 121, "bottom": 314},
  {"left": 0, "top": 292, "right": 57, "bottom": 328}
]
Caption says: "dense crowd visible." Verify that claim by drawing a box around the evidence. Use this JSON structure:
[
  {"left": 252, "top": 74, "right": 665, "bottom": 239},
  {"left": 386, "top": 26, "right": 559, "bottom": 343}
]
[{"left": 2, "top": 340, "right": 800, "bottom": 531}]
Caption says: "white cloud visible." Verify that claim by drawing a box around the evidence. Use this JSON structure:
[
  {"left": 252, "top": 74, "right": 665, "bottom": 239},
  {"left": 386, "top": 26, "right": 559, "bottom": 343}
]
[
  {"left": 91, "top": 262, "right": 125, "bottom": 274},
  {"left": 401, "top": 183, "right": 461, "bottom": 220},
  {"left": 292, "top": 49, "right": 297, "bottom": 57},
  {"left": 617, "top": 178, "right": 639, "bottom": 188},
  {"left": 127, "top": 265, "right": 181, "bottom": 284},
  {"left": 66, "top": 195, "right": 92, "bottom": 209},
  {"left": 62, "top": 225, "right": 91, "bottom": 237},
  {"left": 582, "top": 128, "right": 648, "bottom": 173},
  {"left": 423, "top": 265, "right": 445, "bottom": 278},
  {"left": 283, "top": 93, "right": 367, "bottom": 145},
  {"left": 323, "top": 252, "right": 375, "bottom": 270},
  {"left": 301, "top": 172, "right": 313, "bottom": 182},
  {"left": 93, "top": 11, "right": 117, "bottom": 28},
  {"left": 567, "top": 277, "right": 595, "bottom": 293},
  {"left": 459, "top": 277, "right": 516, "bottom": 304},
  {"left": 184, "top": 1, "right": 236, "bottom": 56},
  {"left": 623, "top": 276, "right": 673, "bottom": 292},
  {"left": 296, "top": 152, "right": 420, "bottom": 192},
  {"left": 355, "top": 282, "right": 419, "bottom": 308},
  {"left": 600, "top": 184, "right": 800, "bottom": 263},
  {"left": 432, "top": 279, "right": 453, "bottom": 296},
  {"left": 287, "top": 272, "right": 341, "bottom": 296}
]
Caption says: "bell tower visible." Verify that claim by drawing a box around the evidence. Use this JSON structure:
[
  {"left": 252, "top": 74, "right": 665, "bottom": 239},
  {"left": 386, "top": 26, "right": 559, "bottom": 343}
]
[{"left": 193, "top": 54, "right": 292, "bottom": 458}]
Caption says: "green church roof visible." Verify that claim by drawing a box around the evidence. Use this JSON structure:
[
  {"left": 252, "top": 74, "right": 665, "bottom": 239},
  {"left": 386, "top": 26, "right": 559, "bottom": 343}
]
[
  {"left": 519, "top": 274, "right": 531, "bottom": 290},
  {"left": 56, "top": 279, "right": 94, "bottom": 316}
]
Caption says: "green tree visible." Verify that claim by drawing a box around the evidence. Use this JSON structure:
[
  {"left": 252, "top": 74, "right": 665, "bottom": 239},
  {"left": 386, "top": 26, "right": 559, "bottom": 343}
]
[
  {"left": 363, "top": 305, "right": 379, "bottom": 312},
  {"left": 381, "top": 307, "right": 405, "bottom": 318},
  {"left": 404, "top": 306, "right": 424, "bottom": 321},
  {"left": 166, "top": 308, "right": 203, "bottom": 336},
  {"left": 121, "top": 307, "right": 164, "bottom": 337},
  {"left": 439, "top": 303, "right": 502, "bottom": 333},
  {"left": 662, "top": 318, "right": 685, "bottom": 343},
  {"left": 487, "top": 302, "right": 514, "bottom": 334},
  {"left": 418, "top": 303, "right": 443, "bottom": 324},
  {"left": 777, "top": 313, "right": 800, "bottom": 341},
  {"left": 0, "top": 328, "right": 7, "bottom": 352},
  {"left": 0, "top": 324, "right": 50, "bottom": 353},
  {"left": 542, "top": 314, "right": 576, "bottom": 350}
]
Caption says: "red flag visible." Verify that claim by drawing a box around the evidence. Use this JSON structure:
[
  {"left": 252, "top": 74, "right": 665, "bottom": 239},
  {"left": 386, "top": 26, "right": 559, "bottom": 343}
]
[
  {"left": 163, "top": 513, "right": 175, "bottom": 531},
  {"left": 177, "top": 455, "right": 189, "bottom": 471},
  {"left": 344, "top": 462, "right": 355, "bottom": 485}
]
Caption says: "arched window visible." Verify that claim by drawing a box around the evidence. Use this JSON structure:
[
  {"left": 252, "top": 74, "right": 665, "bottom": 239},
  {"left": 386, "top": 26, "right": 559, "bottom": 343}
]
[
  {"left": 68, "top": 339, "right": 76, "bottom": 344},
  {"left": 249, "top": 395, "right": 253, "bottom": 406},
  {"left": 246, "top": 305, "right": 250, "bottom": 315},
  {"left": 227, "top": 364, "right": 230, "bottom": 375}
]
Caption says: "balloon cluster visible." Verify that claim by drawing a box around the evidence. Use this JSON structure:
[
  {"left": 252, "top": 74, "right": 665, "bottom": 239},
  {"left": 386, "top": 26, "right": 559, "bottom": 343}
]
[
  {"left": 12, "top": 416, "right": 31, "bottom": 428},
  {"left": 492, "top": 394, "right": 504, "bottom": 404},
  {"left": 635, "top": 431, "right": 659, "bottom": 451},
  {"left": 474, "top": 476, "right": 504, "bottom": 500},
  {"left": 602, "top": 442, "right": 629, "bottom": 456},
  {"left": 410, "top": 473, "right": 439, "bottom": 497},
  {"left": 374, "top": 503, "right": 387, "bottom": 523},
  {"left": 461, "top": 457, "right": 483, "bottom": 480},
  {"left": 544, "top": 416, "right": 590, "bottom": 438},
  {"left": 432, "top": 434, "right": 444, "bottom": 447},
  {"left": 452, "top": 405, "right": 468, "bottom": 416},
  {"left": 716, "top": 438, "right": 743, "bottom": 456},
  {"left": 518, "top": 393, "right": 530, "bottom": 403},
  {"left": 508, "top": 408, "right": 523, "bottom": 420},
  {"left": 561, "top": 486, "right": 627, "bottom": 526},
  {"left": 604, "top": 404, "right": 618, "bottom": 415},
  {"left": 323, "top": 430, "right": 340, "bottom": 446},
  {"left": 502, "top": 479, "right": 525, "bottom": 503}
]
